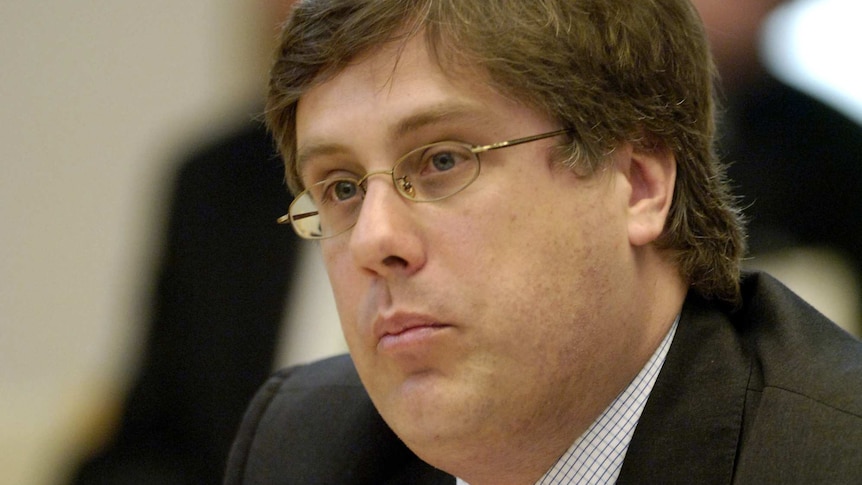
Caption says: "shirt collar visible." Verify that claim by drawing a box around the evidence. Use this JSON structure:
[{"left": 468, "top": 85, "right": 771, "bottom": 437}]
[{"left": 456, "top": 316, "right": 679, "bottom": 485}]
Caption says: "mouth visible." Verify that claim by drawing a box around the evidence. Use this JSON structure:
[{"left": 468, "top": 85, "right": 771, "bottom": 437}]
[{"left": 374, "top": 313, "right": 452, "bottom": 353}]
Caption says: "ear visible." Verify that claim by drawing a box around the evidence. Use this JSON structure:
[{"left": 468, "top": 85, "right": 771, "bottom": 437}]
[{"left": 619, "top": 143, "right": 676, "bottom": 247}]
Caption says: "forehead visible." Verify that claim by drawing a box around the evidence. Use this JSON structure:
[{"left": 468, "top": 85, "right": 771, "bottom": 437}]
[
  {"left": 297, "top": 36, "right": 484, "bottom": 132},
  {"left": 294, "top": 35, "right": 549, "bottom": 173}
]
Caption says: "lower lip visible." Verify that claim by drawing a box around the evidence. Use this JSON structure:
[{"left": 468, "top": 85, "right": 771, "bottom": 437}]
[{"left": 378, "top": 325, "right": 450, "bottom": 353}]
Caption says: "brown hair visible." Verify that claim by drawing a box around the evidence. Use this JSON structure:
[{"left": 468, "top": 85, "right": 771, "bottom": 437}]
[{"left": 266, "top": 0, "right": 746, "bottom": 304}]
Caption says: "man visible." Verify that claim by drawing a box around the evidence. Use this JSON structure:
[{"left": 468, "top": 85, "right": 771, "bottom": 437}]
[{"left": 226, "top": 0, "right": 862, "bottom": 483}]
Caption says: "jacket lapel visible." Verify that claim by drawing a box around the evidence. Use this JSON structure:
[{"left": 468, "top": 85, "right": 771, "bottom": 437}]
[{"left": 617, "top": 294, "right": 750, "bottom": 484}]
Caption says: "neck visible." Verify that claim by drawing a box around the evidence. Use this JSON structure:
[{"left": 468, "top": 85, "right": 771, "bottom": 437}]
[{"left": 440, "top": 262, "right": 687, "bottom": 485}]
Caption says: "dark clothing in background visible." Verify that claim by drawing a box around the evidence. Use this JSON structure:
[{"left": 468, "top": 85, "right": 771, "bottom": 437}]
[
  {"left": 70, "top": 121, "right": 299, "bottom": 485},
  {"left": 721, "top": 74, "right": 862, "bottom": 264}
]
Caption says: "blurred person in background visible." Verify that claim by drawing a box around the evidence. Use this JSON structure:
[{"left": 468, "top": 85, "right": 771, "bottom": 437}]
[
  {"left": 66, "top": 1, "right": 338, "bottom": 484},
  {"left": 69, "top": 120, "right": 295, "bottom": 485},
  {"left": 694, "top": 0, "right": 862, "bottom": 335}
]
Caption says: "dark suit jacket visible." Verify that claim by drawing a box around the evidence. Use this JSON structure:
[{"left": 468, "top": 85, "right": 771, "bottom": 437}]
[{"left": 225, "top": 273, "right": 862, "bottom": 484}]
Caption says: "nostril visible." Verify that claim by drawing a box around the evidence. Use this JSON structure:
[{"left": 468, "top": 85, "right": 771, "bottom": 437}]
[{"left": 382, "top": 255, "right": 408, "bottom": 267}]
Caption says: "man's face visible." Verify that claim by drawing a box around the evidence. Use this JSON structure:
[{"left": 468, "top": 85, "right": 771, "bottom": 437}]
[{"left": 295, "top": 36, "right": 650, "bottom": 465}]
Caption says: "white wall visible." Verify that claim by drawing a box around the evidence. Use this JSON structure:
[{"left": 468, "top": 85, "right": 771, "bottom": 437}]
[
  {"left": 0, "top": 2, "right": 269, "bottom": 484},
  {"left": 764, "top": 0, "right": 862, "bottom": 125}
]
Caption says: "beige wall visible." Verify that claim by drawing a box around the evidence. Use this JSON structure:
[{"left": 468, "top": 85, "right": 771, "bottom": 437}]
[{"left": 0, "top": 1, "right": 271, "bottom": 484}]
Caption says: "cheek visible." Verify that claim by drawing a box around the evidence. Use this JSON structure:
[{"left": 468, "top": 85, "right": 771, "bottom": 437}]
[
  {"left": 457, "top": 176, "right": 613, "bottom": 272},
  {"left": 320, "top": 245, "right": 364, "bottom": 339},
  {"left": 455, "top": 175, "right": 624, "bottom": 323}
]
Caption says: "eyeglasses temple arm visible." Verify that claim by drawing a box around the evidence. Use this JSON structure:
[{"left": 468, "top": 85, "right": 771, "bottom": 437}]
[
  {"left": 474, "top": 129, "right": 571, "bottom": 153},
  {"left": 276, "top": 211, "right": 318, "bottom": 224}
]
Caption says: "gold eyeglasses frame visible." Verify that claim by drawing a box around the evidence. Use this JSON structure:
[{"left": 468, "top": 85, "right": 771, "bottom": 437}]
[{"left": 277, "top": 128, "right": 571, "bottom": 239}]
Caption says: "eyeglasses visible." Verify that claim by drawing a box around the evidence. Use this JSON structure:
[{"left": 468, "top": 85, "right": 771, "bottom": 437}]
[{"left": 278, "top": 128, "right": 570, "bottom": 239}]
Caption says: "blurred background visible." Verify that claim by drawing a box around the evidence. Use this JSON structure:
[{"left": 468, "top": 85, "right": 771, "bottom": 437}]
[
  {"left": 1, "top": 2, "right": 304, "bottom": 484},
  {"left": 1, "top": 0, "right": 860, "bottom": 484}
]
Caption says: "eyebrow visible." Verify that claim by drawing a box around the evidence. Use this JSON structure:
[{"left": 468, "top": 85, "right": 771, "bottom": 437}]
[
  {"left": 296, "top": 101, "right": 492, "bottom": 174},
  {"left": 391, "top": 102, "right": 491, "bottom": 139},
  {"left": 295, "top": 143, "right": 350, "bottom": 175}
]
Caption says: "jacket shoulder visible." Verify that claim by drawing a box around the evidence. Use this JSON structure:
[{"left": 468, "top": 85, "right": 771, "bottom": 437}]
[
  {"left": 620, "top": 273, "right": 862, "bottom": 484},
  {"left": 224, "top": 354, "right": 451, "bottom": 485},
  {"left": 736, "top": 272, "right": 862, "bottom": 412},
  {"left": 733, "top": 273, "right": 862, "bottom": 483}
]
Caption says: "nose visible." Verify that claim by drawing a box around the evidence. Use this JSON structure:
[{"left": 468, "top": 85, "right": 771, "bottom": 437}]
[{"left": 348, "top": 176, "right": 426, "bottom": 278}]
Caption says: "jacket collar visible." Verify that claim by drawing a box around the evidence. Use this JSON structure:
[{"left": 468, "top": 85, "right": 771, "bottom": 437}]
[{"left": 617, "top": 292, "right": 750, "bottom": 484}]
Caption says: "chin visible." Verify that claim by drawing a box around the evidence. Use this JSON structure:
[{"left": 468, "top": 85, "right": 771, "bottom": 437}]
[{"left": 379, "top": 374, "right": 489, "bottom": 451}]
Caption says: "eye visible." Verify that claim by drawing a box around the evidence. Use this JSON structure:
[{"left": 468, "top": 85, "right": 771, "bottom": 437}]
[
  {"left": 322, "top": 179, "right": 360, "bottom": 203},
  {"left": 418, "top": 143, "right": 473, "bottom": 175},
  {"left": 430, "top": 151, "right": 457, "bottom": 171}
]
